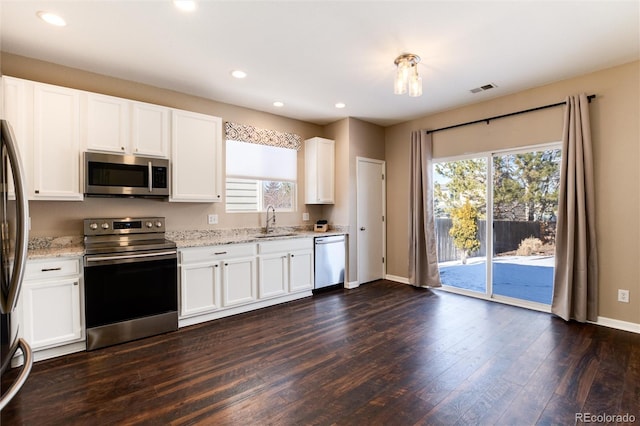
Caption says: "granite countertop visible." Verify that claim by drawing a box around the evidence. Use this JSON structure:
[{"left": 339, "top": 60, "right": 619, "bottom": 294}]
[
  {"left": 170, "top": 229, "right": 346, "bottom": 249},
  {"left": 28, "top": 236, "right": 85, "bottom": 259},
  {"left": 27, "top": 227, "right": 348, "bottom": 259}
]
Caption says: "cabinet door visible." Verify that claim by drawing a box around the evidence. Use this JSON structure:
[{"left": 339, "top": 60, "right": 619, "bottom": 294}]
[
  {"left": 315, "top": 139, "right": 335, "bottom": 203},
  {"left": 180, "top": 262, "right": 221, "bottom": 318},
  {"left": 85, "top": 92, "right": 130, "bottom": 154},
  {"left": 33, "top": 83, "right": 82, "bottom": 200},
  {"left": 132, "top": 101, "right": 169, "bottom": 158},
  {"left": 258, "top": 253, "right": 288, "bottom": 299},
  {"left": 22, "top": 277, "right": 82, "bottom": 349},
  {"left": 289, "top": 249, "right": 314, "bottom": 292},
  {"left": 171, "top": 109, "right": 222, "bottom": 202},
  {"left": 222, "top": 256, "right": 257, "bottom": 307},
  {"left": 1, "top": 77, "right": 33, "bottom": 197},
  {"left": 305, "top": 137, "right": 335, "bottom": 204}
]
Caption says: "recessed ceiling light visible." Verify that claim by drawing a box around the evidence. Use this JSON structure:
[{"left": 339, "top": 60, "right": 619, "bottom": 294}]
[
  {"left": 335, "top": 102, "right": 346, "bottom": 109},
  {"left": 173, "top": 1, "right": 197, "bottom": 12},
  {"left": 273, "top": 101, "right": 284, "bottom": 108},
  {"left": 231, "top": 70, "right": 247, "bottom": 79},
  {"left": 36, "top": 11, "right": 66, "bottom": 27}
]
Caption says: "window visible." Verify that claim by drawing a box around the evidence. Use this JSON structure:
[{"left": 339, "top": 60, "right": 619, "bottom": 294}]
[{"left": 225, "top": 140, "right": 297, "bottom": 212}]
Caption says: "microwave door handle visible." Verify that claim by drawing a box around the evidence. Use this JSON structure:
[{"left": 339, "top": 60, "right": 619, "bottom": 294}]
[{"left": 148, "top": 161, "right": 152, "bottom": 192}]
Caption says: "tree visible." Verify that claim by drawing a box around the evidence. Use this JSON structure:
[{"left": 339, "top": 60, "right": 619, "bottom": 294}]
[
  {"left": 449, "top": 201, "right": 481, "bottom": 264},
  {"left": 263, "top": 181, "right": 293, "bottom": 209},
  {"left": 434, "top": 158, "right": 487, "bottom": 217},
  {"left": 493, "top": 149, "right": 561, "bottom": 221}
]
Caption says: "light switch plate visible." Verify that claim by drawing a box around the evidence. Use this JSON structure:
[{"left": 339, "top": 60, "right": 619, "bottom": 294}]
[
  {"left": 208, "top": 214, "right": 218, "bottom": 225},
  {"left": 302, "top": 212, "right": 310, "bottom": 221}
]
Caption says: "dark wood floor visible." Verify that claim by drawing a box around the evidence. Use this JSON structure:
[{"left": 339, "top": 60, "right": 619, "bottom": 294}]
[{"left": 2, "top": 280, "right": 639, "bottom": 425}]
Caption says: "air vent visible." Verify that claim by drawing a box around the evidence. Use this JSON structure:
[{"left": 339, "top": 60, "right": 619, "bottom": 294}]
[{"left": 470, "top": 83, "right": 498, "bottom": 94}]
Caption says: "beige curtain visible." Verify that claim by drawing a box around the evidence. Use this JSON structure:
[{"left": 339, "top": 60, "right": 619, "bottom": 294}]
[
  {"left": 408, "top": 130, "right": 442, "bottom": 288},
  {"left": 551, "top": 94, "right": 598, "bottom": 322}
]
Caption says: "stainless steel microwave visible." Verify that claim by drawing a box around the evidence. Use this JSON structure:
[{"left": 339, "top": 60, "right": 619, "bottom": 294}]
[{"left": 84, "top": 152, "right": 170, "bottom": 198}]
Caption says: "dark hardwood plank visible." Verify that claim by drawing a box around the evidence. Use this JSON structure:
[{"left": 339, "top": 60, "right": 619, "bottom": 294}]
[{"left": 2, "top": 280, "right": 639, "bottom": 425}]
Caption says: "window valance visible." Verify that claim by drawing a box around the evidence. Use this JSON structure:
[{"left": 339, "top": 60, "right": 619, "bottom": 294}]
[{"left": 225, "top": 122, "right": 302, "bottom": 151}]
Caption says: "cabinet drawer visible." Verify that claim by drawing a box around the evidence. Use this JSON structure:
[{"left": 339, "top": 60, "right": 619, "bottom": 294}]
[
  {"left": 25, "top": 258, "right": 81, "bottom": 280},
  {"left": 180, "top": 243, "right": 256, "bottom": 264},
  {"left": 258, "top": 238, "right": 313, "bottom": 254}
]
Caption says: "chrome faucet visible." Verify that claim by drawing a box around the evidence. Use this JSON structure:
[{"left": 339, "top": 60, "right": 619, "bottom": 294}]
[{"left": 265, "top": 205, "right": 276, "bottom": 234}]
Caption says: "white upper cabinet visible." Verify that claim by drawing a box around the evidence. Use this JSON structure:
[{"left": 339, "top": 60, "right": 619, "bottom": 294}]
[
  {"left": 170, "top": 109, "right": 222, "bottom": 202},
  {"left": 1, "top": 76, "right": 33, "bottom": 197},
  {"left": 305, "top": 137, "right": 335, "bottom": 204},
  {"left": 131, "top": 101, "right": 169, "bottom": 157},
  {"left": 84, "top": 93, "right": 129, "bottom": 154},
  {"left": 84, "top": 93, "right": 169, "bottom": 158},
  {"left": 33, "top": 82, "right": 83, "bottom": 200}
]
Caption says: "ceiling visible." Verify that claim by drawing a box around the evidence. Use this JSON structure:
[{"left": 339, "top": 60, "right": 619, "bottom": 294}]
[{"left": 1, "top": 1, "right": 638, "bottom": 127}]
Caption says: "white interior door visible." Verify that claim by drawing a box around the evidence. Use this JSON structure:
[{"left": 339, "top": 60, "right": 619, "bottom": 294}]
[{"left": 357, "top": 157, "right": 385, "bottom": 284}]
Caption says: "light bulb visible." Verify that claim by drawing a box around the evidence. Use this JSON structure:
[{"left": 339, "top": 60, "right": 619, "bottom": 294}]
[{"left": 409, "top": 67, "right": 422, "bottom": 97}]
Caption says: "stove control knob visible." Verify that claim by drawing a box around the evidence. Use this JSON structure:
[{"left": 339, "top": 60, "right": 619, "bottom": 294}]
[
  {"left": 89, "top": 223, "right": 98, "bottom": 230},
  {"left": 155, "top": 221, "right": 163, "bottom": 228},
  {"left": 101, "top": 222, "right": 110, "bottom": 230},
  {"left": 146, "top": 221, "right": 154, "bottom": 228}
]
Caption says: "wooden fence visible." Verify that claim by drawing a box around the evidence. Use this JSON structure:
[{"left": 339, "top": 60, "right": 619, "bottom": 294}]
[{"left": 436, "top": 219, "right": 550, "bottom": 262}]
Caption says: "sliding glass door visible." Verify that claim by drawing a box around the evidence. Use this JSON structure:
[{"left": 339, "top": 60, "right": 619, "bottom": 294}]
[
  {"left": 491, "top": 148, "right": 560, "bottom": 305},
  {"left": 434, "top": 157, "right": 487, "bottom": 294},
  {"left": 434, "top": 145, "right": 560, "bottom": 308}
]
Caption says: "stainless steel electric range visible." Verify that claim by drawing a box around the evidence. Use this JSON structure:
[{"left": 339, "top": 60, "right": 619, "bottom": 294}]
[{"left": 83, "top": 217, "right": 177, "bottom": 351}]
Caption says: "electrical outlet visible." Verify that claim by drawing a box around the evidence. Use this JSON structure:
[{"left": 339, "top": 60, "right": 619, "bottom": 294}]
[
  {"left": 207, "top": 214, "right": 218, "bottom": 225},
  {"left": 618, "top": 289, "right": 629, "bottom": 303},
  {"left": 302, "top": 212, "right": 310, "bottom": 221}
]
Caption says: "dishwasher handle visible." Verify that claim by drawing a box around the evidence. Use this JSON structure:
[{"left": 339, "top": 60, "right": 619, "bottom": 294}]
[{"left": 315, "top": 236, "right": 345, "bottom": 245}]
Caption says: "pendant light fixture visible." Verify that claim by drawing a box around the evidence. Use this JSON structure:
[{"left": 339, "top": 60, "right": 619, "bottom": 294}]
[{"left": 394, "top": 53, "right": 422, "bottom": 97}]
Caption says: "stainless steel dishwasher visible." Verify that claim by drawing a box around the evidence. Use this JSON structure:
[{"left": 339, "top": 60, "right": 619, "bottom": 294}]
[{"left": 314, "top": 235, "right": 346, "bottom": 290}]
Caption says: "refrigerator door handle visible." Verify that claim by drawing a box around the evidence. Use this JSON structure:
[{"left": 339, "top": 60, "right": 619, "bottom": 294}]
[
  {"left": 0, "top": 120, "right": 30, "bottom": 314},
  {"left": 0, "top": 338, "right": 33, "bottom": 410}
]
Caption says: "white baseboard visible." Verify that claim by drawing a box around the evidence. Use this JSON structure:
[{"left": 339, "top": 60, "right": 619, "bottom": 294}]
[
  {"left": 595, "top": 316, "right": 640, "bottom": 334},
  {"left": 344, "top": 280, "right": 359, "bottom": 289},
  {"left": 385, "top": 274, "right": 410, "bottom": 284}
]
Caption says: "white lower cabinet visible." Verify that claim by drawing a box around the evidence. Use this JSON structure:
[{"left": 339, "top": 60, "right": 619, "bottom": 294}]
[
  {"left": 289, "top": 248, "right": 314, "bottom": 293},
  {"left": 258, "top": 253, "right": 288, "bottom": 299},
  {"left": 221, "top": 256, "right": 257, "bottom": 307},
  {"left": 21, "top": 257, "right": 84, "bottom": 356},
  {"left": 178, "top": 237, "right": 315, "bottom": 327},
  {"left": 179, "top": 243, "right": 257, "bottom": 320},
  {"left": 180, "top": 262, "right": 221, "bottom": 317},
  {"left": 258, "top": 238, "right": 314, "bottom": 296}
]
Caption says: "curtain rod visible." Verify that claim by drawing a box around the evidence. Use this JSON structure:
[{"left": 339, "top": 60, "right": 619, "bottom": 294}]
[{"left": 426, "top": 94, "right": 596, "bottom": 135}]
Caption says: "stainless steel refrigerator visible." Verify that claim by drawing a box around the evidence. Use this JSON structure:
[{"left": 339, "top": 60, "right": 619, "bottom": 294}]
[{"left": 0, "top": 119, "right": 32, "bottom": 410}]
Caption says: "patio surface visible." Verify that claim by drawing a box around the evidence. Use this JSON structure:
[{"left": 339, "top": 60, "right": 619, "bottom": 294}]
[{"left": 438, "top": 255, "right": 554, "bottom": 304}]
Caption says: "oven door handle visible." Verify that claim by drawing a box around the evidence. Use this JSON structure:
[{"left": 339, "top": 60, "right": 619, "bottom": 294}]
[{"left": 85, "top": 250, "right": 177, "bottom": 266}]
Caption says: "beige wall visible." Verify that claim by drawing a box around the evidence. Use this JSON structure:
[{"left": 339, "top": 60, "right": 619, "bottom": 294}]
[
  {"left": 1, "top": 52, "right": 327, "bottom": 235},
  {"left": 323, "top": 119, "right": 350, "bottom": 226},
  {"left": 386, "top": 60, "right": 640, "bottom": 325},
  {"left": 323, "top": 118, "right": 385, "bottom": 283}
]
